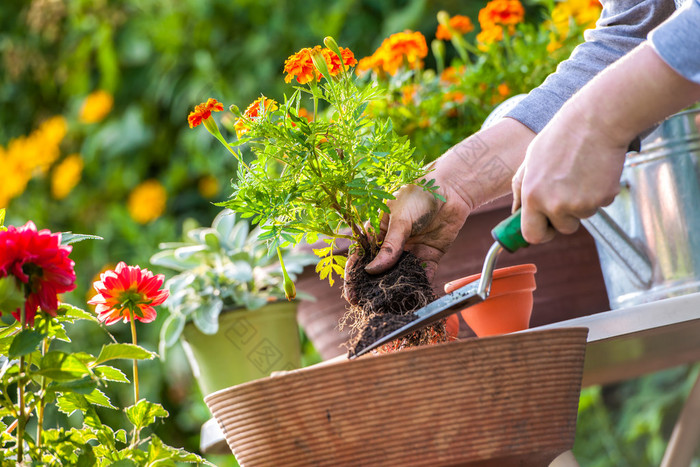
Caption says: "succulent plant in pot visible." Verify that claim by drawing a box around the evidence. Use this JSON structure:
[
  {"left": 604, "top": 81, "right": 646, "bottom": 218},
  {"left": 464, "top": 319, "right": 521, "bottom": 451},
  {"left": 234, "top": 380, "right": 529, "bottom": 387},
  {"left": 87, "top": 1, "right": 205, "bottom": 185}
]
[{"left": 150, "top": 209, "right": 316, "bottom": 395}]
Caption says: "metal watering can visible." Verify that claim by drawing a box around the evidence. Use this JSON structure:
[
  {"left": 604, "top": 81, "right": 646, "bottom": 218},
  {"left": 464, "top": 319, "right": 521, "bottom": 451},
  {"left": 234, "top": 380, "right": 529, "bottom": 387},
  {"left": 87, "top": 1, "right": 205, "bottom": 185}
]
[{"left": 484, "top": 97, "right": 700, "bottom": 309}]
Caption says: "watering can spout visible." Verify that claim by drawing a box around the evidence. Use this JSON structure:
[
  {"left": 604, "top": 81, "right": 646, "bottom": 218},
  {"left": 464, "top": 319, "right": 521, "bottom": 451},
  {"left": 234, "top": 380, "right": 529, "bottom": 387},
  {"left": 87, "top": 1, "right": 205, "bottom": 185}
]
[{"left": 581, "top": 209, "right": 653, "bottom": 289}]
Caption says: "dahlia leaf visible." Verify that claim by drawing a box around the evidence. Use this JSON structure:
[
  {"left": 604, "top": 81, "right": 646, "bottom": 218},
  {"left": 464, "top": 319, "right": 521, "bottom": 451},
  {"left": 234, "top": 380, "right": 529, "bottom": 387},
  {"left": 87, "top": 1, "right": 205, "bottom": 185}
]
[
  {"left": 126, "top": 400, "right": 168, "bottom": 430},
  {"left": 8, "top": 329, "right": 46, "bottom": 358},
  {"left": 60, "top": 232, "right": 104, "bottom": 245},
  {"left": 38, "top": 351, "right": 91, "bottom": 380},
  {"left": 94, "top": 343, "right": 156, "bottom": 366},
  {"left": 147, "top": 435, "right": 212, "bottom": 465},
  {"left": 47, "top": 376, "right": 97, "bottom": 395},
  {"left": 85, "top": 388, "right": 116, "bottom": 409},
  {"left": 93, "top": 365, "right": 129, "bottom": 383}
]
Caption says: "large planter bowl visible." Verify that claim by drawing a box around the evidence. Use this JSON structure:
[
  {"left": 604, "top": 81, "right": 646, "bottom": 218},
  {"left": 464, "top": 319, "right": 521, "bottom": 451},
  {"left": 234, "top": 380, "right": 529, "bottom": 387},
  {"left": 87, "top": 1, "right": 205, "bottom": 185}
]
[{"left": 205, "top": 327, "right": 588, "bottom": 466}]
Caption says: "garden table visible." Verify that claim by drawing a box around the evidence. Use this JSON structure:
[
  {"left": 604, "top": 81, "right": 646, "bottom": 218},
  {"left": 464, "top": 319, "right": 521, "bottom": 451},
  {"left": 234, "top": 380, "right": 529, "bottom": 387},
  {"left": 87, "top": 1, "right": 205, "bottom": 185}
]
[
  {"left": 539, "top": 290, "right": 700, "bottom": 466},
  {"left": 201, "top": 291, "right": 700, "bottom": 465}
]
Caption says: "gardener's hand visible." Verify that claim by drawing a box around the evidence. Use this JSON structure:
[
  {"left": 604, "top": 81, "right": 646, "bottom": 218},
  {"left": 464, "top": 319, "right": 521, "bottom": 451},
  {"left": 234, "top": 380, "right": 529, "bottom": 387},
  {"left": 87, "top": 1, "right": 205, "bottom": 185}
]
[
  {"left": 365, "top": 118, "right": 535, "bottom": 280},
  {"left": 512, "top": 43, "right": 700, "bottom": 245}
]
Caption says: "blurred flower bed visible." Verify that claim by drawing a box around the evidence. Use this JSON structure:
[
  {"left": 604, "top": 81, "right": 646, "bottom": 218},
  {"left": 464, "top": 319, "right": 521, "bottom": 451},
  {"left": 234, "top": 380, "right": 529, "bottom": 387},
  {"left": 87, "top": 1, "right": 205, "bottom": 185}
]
[{"left": 2, "top": 0, "right": 696, "bottom": 465}]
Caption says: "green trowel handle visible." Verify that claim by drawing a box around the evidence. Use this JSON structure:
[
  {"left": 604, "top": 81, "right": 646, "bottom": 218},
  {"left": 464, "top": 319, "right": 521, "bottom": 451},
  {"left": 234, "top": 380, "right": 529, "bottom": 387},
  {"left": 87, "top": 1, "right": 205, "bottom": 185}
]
[{"left": 491, "top": 208, "right": 529, "bottom": 253}]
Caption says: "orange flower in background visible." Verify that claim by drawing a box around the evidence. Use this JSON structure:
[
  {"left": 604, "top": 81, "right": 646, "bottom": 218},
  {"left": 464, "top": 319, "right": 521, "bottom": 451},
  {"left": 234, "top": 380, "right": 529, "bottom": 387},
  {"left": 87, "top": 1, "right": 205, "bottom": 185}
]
[
  {"left": 188, "top": 98, "right": 224, "bottom": 129},
  {"left": 88, "top": 261, "right": 168, "bottom": 325},
  {"left": 198, "top": 174, "right": 219, "bottom": 199},
  {"left": 436, "top": 15, "right": 475, "bottom": 40},
  {"left": 440, "top": 65, "right": 466, "bottom": 84},
  {"left": 358, "top": 30, "right": 428, "bottom": 77},
  {"left": 497, "top": 83, "right": 511, "bottom": 97},
  {"left": 127, "top": 179, "right": 167, "bottom": 224},
  {"left": 234, "top": 96, "right": 278, "bottom": 138},
  {"left": 400, "top": 84, "right": 419, "bottom": 106},
  {"left": 79, "top": 90, "right": 113, "bottom": 124},
  {"left": 477, "top": 24, "right": 505, "bottom": 49},
  {"left": 478, "top": 0, "right": 525, "bottom": 30}
]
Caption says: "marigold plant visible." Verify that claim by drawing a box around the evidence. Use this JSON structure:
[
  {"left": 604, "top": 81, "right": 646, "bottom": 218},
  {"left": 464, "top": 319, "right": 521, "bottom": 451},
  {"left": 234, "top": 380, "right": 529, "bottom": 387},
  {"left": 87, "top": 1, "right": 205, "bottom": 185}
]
[{"left": 190, "top": 37, "right": 441, "bottom": 285}]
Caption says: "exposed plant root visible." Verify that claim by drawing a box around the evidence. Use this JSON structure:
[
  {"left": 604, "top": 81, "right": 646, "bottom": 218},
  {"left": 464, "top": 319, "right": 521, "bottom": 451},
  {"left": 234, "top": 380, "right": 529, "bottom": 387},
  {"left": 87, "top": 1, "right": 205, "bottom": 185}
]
[{"left": 342, "top": 250, "right": 448, "bottom": 357}]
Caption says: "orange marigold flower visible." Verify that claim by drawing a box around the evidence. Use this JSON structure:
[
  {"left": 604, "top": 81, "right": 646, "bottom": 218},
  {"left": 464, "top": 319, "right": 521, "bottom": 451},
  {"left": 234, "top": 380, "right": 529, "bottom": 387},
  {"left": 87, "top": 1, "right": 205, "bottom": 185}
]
[
  {"left": 436, "top": 15, "right": 475, "bottom": 40},
  {"left": 284, "top": 47, "right": 317, "bottom": 84},
  {"left": 188, "top": 98, "right": 224, "bottom": 129},
  {"left": 88, "top": 261, "right": 168, "bottom": 325},
  {"left": 367, "top": 30, "right": 428, "bottom": 76},
  {"left": 285, "top": 46, "right": 357, "bottom": 84},
  {"left": 497, "top": 83, "right": 511, "bottom": 97},
  {"left": 477, "top": 24, "right": 505, "bottom": 49},
  {"left": 401, "top": 84, "right": 419, "bottom": 106},
  {"left": 440, "top": 65, "right": 466, "bottom": 84},
  {"left": 234, "top": 96, "right": 278, "bottom": 138},
  {"left": 478, "top": 0, "right": 524, "bottom": 34},
  {"left": 322, "top": 47, "right": 358, "bottom": 75}
]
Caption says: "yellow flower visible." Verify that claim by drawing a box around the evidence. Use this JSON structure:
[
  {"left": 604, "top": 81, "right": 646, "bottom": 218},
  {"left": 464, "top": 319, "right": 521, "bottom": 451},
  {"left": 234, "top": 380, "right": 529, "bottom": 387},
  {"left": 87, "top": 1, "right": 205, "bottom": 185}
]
[
  {"left": 51, "top": 153, "right": 83, "bottom": 200},
  {"left": 551, "top": 0, "right": 602, "bottom": 39},
  {"left": 0, "top": 146, "right": 30, "bottom": 208},
  {"left": 198, "top": 174, "right": 219, "bottom": 199},
  {"left": 127, "top": 179, "right": 167, "bottom": 224},
  {"left": 79, "top": 90, "right": 114, "bottom": 124}
]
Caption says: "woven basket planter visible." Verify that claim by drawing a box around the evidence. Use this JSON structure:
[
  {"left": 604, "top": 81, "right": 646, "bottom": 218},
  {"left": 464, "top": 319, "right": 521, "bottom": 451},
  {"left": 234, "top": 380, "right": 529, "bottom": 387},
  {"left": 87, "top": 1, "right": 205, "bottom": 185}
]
[{"left": 205, "top": 327, "right": 588, "bottom": 466}]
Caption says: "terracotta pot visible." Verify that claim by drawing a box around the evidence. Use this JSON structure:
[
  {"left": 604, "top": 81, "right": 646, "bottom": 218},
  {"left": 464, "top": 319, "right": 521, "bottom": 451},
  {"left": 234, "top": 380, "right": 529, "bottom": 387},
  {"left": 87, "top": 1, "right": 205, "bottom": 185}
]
[
  {"left": 446, "top": 263, "right": 536, "bottom": 337},
  {"left": 205, "top": 327, "right": 588, "bottom": 467}
]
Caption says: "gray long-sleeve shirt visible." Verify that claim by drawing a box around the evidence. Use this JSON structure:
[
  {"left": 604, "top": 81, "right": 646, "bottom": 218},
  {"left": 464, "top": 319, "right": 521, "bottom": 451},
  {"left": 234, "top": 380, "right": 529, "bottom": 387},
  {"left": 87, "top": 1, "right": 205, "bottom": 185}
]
[{"left": 506, "top": 0, "right": 700, "bottom": 133}]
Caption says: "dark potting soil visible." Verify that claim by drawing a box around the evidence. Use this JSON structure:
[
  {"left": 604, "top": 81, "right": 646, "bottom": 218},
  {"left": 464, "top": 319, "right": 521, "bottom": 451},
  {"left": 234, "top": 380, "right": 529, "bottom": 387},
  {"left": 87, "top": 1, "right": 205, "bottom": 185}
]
[{"left": 342, "top": 250, "right": 448, "bottom": 357}]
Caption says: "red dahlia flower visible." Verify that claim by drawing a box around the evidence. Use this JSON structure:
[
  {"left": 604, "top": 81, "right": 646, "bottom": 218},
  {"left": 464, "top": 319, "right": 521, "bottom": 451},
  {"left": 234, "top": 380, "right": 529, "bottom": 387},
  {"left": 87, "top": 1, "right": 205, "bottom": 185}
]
[
  {"left": 88, "top": 261, "right": 168, "bottom": 325},
  {"left": 0, "top": 221, "right": 76, "bottom": 326}
]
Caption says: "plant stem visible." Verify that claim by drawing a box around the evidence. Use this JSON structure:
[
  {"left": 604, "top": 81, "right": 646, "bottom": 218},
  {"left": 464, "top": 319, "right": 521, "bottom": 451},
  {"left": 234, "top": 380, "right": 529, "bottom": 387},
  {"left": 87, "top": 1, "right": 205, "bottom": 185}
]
[
  {"left": 129, "top": 309, "right": 140, "bottom": 404},
  {"left": 36, "top": 333, "right": 49, "bottom": 449},
  {"left": 17, "top": 308, "right": 26, "bottom": 464}
]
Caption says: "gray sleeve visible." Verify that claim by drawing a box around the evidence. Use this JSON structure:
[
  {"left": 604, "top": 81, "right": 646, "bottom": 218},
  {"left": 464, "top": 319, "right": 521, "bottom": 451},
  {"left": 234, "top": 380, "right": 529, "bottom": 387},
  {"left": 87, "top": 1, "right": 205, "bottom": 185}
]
[
  {"left": 505, "top": 0, "right": 675, "bottom": 133},
  {"left": 649, "top": 0, "right": 700, "bottom": 84}
]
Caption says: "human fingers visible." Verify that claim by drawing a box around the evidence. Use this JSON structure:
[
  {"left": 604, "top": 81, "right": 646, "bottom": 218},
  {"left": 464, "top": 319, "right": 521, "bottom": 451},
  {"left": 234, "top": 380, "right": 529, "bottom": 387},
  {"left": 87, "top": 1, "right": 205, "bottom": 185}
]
[
  {"left": 511, "top": 162, "right": 525, "bottom": 213},
  {"left": 364, "top": 213, "right": 412, "bottom": 274},
  {"left": 520, "top": 202, "right": 557, "bottom": 244}
]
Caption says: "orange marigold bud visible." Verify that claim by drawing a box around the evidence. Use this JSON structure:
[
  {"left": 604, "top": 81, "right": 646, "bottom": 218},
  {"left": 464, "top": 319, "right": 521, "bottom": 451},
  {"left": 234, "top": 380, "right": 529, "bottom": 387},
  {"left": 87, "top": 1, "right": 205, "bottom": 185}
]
[{"left": 188, "top": 98, "right": 224, "bottom": 129}]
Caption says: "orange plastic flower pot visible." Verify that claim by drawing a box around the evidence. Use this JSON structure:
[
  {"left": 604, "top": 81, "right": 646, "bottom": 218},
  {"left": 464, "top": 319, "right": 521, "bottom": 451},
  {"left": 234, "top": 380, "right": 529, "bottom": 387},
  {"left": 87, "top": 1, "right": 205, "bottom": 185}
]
[{"left": 447, "top": 263, "right": 537, "bottom": 337}]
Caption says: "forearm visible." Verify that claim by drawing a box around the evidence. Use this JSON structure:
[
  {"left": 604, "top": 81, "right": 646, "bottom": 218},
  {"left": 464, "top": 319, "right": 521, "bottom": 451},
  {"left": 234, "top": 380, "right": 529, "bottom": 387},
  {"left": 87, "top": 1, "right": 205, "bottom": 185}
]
[
  {"left": 567, "top": 42, "right": 700, "bottom": 147},
  {"left": 507, "top": 0, "right": 674, "bottom": 133},
  {"left": 430, "top": 118, "right": 535, "bottom": 209}
]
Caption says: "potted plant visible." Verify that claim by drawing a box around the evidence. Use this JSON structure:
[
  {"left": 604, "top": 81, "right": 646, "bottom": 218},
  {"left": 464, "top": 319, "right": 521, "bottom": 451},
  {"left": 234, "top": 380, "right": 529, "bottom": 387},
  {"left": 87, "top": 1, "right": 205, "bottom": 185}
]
[
  {"left": 187, "top": 36, "right": 453, "bottom": 356},
  {"left": 150, "top": 209, "right": 315, "bottom": 395}
]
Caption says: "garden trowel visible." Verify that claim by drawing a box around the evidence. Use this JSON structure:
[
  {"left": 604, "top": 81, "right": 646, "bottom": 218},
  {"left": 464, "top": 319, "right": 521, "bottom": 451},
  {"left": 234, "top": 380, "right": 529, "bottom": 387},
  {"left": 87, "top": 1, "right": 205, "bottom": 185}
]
[{"left": 352, "top": 209, "right": 528, "bottom": 358}]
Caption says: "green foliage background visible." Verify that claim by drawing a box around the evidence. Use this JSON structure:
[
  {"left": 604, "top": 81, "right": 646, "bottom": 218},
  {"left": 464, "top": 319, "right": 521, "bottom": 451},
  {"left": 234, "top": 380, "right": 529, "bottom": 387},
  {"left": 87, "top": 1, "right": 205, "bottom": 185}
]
[{"left": 1, "top": 0, "right": 698, "bottom": 465}]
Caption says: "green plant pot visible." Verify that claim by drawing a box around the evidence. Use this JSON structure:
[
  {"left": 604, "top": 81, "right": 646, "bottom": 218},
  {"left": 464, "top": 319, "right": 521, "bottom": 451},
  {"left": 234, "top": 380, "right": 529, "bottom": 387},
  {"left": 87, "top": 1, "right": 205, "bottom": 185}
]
[{"left": 182, "top": 301, "right": 301, "bottom": 395}]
